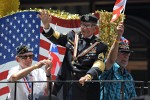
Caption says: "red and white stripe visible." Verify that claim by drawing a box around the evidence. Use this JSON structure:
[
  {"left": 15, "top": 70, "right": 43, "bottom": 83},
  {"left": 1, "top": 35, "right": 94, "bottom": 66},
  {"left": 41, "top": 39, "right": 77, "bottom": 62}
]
[{"left": 110, "top": 0, "right": 127, "bottom": 23}]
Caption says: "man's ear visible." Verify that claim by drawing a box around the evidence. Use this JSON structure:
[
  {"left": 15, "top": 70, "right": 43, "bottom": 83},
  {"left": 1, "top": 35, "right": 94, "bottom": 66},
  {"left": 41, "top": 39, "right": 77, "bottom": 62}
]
[
  {"left": 94, "top": 26, "right": 99, "bottom": 35},
  {"left": 15, "top": 56, "right": 19, "bottom": 62}
]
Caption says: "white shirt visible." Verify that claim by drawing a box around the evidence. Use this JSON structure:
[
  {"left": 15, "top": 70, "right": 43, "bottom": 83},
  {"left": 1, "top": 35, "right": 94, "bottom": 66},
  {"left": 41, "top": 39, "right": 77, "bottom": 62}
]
[{"left": 7, "top": 65, "right": 47, "bottom": 100}]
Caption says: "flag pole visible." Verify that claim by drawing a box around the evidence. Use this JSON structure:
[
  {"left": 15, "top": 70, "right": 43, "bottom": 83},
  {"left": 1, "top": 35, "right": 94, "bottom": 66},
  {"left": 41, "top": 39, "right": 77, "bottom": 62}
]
[
  {"left": 121, "top": 0, "right": 127, "bottom": 22},
  {"left": 55, "top": 23, "right": 57, "bottom": 30}
]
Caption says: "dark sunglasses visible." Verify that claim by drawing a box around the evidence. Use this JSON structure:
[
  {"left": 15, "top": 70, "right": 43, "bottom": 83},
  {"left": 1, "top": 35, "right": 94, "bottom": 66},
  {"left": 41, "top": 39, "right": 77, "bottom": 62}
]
[
  {"left": 120, "top": 51, "right": 131, "bottom": 55},
  {"left": 18, "top": 54, "right": 34, "bottom": 59},
  {"left": 81, "top": 24, "right": 96, "bottom": 28}
]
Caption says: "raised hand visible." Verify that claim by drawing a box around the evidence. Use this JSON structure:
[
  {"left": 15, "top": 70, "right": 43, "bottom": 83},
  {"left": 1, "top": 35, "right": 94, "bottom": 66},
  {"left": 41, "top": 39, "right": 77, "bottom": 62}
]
[
  {"left": 39, "top": 9, "right": 52, "bottom": 29},
  {"left": 116, "top": 21, "right": 124, "bottom": 37}
]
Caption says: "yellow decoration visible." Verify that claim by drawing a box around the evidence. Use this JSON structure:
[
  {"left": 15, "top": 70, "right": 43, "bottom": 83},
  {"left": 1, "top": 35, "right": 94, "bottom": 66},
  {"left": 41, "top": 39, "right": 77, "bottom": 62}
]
[
  {"left": 96, "top": 10, "right": 125, "bottom": 54},
  {"left": 45, "top": 8, "right": 80, "bottom": 20},
  {"left": 0, "top": 0, "right": 20, "bottom": 18}
]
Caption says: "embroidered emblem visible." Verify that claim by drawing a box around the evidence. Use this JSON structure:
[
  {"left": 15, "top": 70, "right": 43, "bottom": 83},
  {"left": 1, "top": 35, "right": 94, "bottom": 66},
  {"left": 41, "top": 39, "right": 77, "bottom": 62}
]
[
  {"left": 85, "top": 15, "right": 89, "bottom": 21},
  {"left": 119, "top": 43, "right": 129, "bottom": 50}
]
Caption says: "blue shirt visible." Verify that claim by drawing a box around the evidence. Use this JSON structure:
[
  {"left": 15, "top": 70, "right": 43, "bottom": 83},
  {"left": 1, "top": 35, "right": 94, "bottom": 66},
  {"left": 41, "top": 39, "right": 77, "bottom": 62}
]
[{"left": 99, "top": 63, "right": 137, "bottom": 100}]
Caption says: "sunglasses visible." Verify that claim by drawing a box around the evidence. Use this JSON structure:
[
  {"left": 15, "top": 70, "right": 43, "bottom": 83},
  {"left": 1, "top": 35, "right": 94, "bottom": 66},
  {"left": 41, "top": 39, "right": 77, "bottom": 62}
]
[
  {"left": 81, "top": 24, "right": 96, "bottom": 28},
  {"left": 18, "top": 54, "right": 34, "bottom": 59},
  {"left": 120, "top": 51, "right": 131, "bottom": 55}
]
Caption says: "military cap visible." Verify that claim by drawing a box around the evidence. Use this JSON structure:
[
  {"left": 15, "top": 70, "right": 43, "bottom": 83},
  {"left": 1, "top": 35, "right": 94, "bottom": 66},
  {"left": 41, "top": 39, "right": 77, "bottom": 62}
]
[
  {"left": 80, "top": 14, "right": 98, "bottom": 24},
  {"left": 119, "top": 37, "right": 133, "bottom": 53},
  {"left": 16, "top": 45, "right": 32, "bottom": 55}
]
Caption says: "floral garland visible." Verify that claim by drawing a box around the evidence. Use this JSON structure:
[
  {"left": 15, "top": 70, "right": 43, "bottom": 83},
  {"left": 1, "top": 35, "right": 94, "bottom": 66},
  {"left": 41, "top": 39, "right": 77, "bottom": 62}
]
[{"left": 47, "top": 8, "right": 80, "bottom": 20}]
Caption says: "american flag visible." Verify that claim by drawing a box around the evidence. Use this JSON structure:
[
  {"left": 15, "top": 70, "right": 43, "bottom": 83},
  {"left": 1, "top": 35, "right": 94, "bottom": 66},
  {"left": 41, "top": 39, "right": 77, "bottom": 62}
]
[
  {"left": 0, "top": 11, "right": 81, "bottom": 99},
  {"left": 110, "top": 0, "right": 127, "bottom": 23}
]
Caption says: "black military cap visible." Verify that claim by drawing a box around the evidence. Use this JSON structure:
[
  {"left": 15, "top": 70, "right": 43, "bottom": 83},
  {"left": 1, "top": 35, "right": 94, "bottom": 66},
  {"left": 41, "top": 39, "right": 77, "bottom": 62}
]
[
  {"left": 119, "top": 37, "right": 133, "bottom": 53},
  {"left": 16, "top": 45, "right": 32, "bottom": 55},
  {"left": 80, "top": 14, "right": 98, "bottom": 24}
]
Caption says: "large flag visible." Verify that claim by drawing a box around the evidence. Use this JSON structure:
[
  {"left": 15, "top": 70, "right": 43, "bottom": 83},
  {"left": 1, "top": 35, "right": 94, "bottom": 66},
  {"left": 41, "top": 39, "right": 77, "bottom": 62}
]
[
  {"left": 0, "top": 11, "right": 81, "bottom": 99},
  {"left": 110, "top": 0, "right": 127, "bottom": 23}
]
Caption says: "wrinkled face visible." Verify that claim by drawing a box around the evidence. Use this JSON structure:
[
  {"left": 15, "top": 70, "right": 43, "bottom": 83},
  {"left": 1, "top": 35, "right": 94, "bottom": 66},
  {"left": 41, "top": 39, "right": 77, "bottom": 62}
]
[
  {"left": 116, "top": 51, "right": 131, "bottom": 68},
  {"left": 16, "top": 52, "right": 34, "bottom": 69},
  {"left": 80, "top": 22, "right": 97, "bottom": 38}
]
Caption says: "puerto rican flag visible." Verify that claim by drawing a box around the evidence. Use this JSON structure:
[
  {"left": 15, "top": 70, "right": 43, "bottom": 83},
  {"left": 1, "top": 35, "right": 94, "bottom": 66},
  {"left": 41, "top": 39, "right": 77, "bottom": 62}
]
[
  {"left": 110, "top": 0, "right": 127, "bottom": 23},
  {"left": 49, "top": 43, "right": 66, "bottom": 80}
]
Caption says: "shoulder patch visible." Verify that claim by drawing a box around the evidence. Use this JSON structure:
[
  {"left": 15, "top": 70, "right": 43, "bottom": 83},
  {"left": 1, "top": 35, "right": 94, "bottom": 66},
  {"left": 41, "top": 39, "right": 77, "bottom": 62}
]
[{"left": 98, "top": 53, "right": 104, "bottom": 61}]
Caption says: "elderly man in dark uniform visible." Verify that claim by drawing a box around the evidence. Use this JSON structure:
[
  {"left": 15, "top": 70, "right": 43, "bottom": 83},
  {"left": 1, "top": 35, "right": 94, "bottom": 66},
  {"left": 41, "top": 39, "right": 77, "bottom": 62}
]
[{"left": 39, "top": 10, "right": 108, "bottom": 100}]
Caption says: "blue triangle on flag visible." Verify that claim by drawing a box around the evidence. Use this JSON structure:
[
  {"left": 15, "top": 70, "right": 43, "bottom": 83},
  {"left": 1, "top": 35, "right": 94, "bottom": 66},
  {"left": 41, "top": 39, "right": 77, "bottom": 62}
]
[{"left": 50, "top": 44, "right": 58, "bottom": 53}]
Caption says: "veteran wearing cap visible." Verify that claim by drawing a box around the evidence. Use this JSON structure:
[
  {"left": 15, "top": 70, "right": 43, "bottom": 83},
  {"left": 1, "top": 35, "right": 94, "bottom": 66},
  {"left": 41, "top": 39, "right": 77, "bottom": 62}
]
[
  {"left": 7, "top": 45, "right": 52, "bottom": 100},
  {"left": 99, "top": 22, "right": 136, "bottom": 100},
  {"left": 39, "top": 10, "right": 108, "bottom": 100}
]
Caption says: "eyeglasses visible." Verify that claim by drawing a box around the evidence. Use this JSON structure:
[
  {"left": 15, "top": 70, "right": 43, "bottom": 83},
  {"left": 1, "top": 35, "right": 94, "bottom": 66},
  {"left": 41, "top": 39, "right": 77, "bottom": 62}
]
[
  {"left": 120, "top": 51, "right": 131, "bottom": 55},
  {"left": 18, "top": 54, "right": 34, "bottom": 59},
  {"left": 81, "top": 24, "right": 96, "bottom": 28}
]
